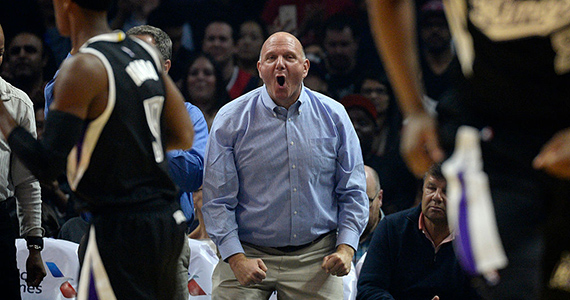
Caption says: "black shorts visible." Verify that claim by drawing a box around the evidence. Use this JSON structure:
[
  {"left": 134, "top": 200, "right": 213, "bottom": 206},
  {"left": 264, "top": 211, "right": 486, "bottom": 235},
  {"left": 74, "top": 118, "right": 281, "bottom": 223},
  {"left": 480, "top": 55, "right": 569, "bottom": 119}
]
[{"left": 77, "top": 199, "right": 187, "bottom": 300}]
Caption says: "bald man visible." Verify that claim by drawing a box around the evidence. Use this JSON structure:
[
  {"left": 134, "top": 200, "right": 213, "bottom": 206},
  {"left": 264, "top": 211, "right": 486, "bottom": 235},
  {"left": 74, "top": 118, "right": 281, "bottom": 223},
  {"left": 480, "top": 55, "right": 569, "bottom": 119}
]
[
  {"left": 202, "top": 32, "right": 368, "bottom": 299},
  {"left": 355, "top": 166, "right": 383, "bottom": 264}
]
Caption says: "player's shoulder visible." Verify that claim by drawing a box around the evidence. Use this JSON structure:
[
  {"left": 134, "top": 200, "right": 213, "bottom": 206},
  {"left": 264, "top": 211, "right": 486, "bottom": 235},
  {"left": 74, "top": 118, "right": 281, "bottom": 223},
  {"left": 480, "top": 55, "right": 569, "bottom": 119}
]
[{"left": 58, "top": 53, "right": 107, "bottom": 83}]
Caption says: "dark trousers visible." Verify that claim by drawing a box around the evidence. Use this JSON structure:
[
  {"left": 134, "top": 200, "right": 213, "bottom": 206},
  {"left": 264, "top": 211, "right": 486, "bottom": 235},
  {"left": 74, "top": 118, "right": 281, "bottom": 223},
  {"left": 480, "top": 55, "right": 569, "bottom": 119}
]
[{"left": 0, "top": 198, "right": 22, "bottom": 300}]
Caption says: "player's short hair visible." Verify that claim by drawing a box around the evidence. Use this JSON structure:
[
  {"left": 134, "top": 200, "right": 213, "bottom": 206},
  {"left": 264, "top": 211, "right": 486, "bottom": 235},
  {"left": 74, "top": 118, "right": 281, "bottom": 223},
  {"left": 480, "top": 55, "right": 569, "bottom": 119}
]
[
  {"left": 126, "top": 25, "right": 173, "bottom": 61},
  {"left": 72, "top": 0, "right": 111, "bottom": 11}
]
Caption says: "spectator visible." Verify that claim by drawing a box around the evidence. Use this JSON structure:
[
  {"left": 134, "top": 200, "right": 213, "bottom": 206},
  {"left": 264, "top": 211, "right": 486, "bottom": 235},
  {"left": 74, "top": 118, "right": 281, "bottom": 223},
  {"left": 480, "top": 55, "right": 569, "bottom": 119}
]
[
  {"left": 357, "top": 73, "right": 401, "bottom": 155},
  {"left": 417, "top": 0, "right": 461, "bottom": 103},
  {"left": 202, "top": 31, "right": 368, "bottom": 299},
  {"left": 236, "top": 19, "right": 267, "bottom": 77},
  {"left": 202, "top": 20, "right": 258, "bottom": 99},
  {"left": 322, "top": 14, "right": 362, "bottom": 100},
  {"left": 181, "top": 52, "right": 230, "bottom": 130},
  {"left": 357, "top": 163, "right": 479, "bottom": 300},
  {"left": 4, "top": 31, "right": 53, "bottom": 108},
  {"left": 0, "top": 23, "right": 46, "bottom": 299},
  {"left": 355, "top": 165, "right": 384, "bottom": 265}
]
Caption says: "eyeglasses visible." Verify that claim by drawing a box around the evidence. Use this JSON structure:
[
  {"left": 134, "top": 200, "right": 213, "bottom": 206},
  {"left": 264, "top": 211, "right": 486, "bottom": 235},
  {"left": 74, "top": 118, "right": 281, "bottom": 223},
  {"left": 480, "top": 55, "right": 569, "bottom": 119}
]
[{"left": 368, "top": 190, "right": 380, "bottom": 203}]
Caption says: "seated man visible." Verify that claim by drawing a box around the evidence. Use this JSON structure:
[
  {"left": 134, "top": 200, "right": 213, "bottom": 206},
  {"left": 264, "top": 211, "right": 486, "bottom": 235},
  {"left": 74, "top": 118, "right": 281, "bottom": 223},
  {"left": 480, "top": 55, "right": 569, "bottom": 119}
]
[
  {"left": 355, "top": 165, "right": 384, "bottom": 265},
  {"left": 357, "top": 163, "right": 479, "bottom": 300}
]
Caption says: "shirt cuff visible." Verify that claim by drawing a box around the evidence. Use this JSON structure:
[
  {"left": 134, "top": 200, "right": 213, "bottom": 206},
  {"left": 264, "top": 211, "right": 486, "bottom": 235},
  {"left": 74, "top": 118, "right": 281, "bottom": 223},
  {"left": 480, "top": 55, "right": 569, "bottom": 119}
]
[
  {"left": 217, "top": 234, "right": 245, "bottom": 262},
  {"left": 336, "top": 227, "right": 360, "bottom": 252}
]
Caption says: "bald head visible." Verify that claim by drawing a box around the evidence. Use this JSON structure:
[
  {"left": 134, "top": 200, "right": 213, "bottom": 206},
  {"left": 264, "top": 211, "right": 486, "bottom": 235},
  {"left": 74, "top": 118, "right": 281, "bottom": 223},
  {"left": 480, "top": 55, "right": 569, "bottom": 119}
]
[
  {"left": 362, "top": 165, "right": 383, "bottom": 242},
  {"left": 365, "top": 165, "right": 381, "bottom": 197},
  {"left": 259, "top": 32, "right": 306, "bottom": 61}
]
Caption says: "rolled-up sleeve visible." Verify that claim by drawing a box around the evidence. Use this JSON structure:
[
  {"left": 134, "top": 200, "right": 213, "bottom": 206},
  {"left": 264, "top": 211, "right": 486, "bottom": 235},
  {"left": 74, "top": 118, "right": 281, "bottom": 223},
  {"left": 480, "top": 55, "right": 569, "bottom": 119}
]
[{"left": 11, "top": 93, "right": 43, "bottom": 237}]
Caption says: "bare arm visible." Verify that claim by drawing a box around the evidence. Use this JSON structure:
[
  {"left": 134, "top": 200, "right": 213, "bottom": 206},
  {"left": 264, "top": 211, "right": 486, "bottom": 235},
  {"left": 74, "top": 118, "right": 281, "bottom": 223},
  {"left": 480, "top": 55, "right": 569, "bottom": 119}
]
[
  {"left": 367, "top": 0, "right": 444, "bottom": 176},
  {"left": 162, "top": 73, "right": 194, "bottom": 151},
  {"left": 533, "top": 127, "right": 570, "bottom": 179}
]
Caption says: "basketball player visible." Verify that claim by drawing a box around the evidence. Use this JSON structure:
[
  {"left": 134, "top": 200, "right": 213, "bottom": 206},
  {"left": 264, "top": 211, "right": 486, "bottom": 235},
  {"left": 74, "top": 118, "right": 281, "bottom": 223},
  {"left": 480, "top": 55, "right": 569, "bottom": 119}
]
[{"left": 0, "top": 0, "right": 194, "bottom": 299}]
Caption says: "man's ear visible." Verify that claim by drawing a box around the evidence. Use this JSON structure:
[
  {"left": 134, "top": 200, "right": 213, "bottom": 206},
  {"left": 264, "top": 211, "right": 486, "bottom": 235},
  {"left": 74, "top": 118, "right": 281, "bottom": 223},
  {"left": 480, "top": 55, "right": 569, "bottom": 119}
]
[
  {"left": 164, "top": 59, "right": 171, "bottom": 74},
  {"left": 302, "top": 58, "right": 310, "bottom": 79}
]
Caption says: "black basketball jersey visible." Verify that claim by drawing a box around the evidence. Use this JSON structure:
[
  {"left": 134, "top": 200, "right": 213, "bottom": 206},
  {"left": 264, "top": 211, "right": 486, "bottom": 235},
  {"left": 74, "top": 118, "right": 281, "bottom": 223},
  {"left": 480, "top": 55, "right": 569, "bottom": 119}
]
[
  {"left": 442, "top": 0, "right": 570, "bottom": 133},
  {"left": 67, "top": 31, "right": 177, "bottom": 208}
]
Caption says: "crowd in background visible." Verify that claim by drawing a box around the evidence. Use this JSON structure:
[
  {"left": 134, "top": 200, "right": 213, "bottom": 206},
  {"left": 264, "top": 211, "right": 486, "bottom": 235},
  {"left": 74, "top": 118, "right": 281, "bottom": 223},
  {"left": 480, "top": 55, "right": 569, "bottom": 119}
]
[{"left": 0, "top": 0, "right": 458, "bottom": 239}]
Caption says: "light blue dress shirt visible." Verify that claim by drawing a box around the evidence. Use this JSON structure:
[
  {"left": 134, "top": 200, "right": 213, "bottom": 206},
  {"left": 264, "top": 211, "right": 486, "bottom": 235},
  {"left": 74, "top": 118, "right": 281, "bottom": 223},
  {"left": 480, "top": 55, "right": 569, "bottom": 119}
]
[
  {"left": 202, "top": 85, "right": 368, "bottom": 261},
  {"left": 167, "top": 102, "right": 209, "bottom": 223}
]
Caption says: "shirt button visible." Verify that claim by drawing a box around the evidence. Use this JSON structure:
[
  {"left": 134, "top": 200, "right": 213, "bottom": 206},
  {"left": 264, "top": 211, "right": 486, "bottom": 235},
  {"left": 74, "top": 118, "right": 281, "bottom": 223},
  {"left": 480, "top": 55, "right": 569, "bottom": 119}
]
[
  {"left": 288, "top": 118, "right": 292, "bottom": 121},
  {"left": 294, "top": 211, "right": 297, "bottom": 215},
  {"left": 293, "top": 188, "right": 297, "bottom": 192},
  {"left": 293, "top": 234, "right": 297, "bottom": 238},
  {"left": 292, "top": 164, "right": 296, "bottom": 169},
  {"left": 290, "top": 141, "right": 294, "bottom": 145},
  {"left": 273, "top": 113, "right": 277, "bottom": 117}
]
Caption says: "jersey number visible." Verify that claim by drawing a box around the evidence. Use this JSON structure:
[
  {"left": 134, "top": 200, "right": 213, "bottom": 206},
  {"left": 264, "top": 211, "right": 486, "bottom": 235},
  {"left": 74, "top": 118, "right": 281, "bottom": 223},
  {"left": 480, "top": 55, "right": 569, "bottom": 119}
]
[{"left": 143, "top": 96, "right": 165, "bottom": 163}]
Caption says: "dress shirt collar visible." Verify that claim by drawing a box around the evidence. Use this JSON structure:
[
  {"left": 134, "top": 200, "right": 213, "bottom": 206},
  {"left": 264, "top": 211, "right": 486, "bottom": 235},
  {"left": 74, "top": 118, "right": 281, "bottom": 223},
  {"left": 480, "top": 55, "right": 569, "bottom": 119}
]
[
  {"left": 419, "top": 212, "right": 454, "bottom": 253},
  {"left": 261, "top": 84, "right": 306, "bottom": 119}
]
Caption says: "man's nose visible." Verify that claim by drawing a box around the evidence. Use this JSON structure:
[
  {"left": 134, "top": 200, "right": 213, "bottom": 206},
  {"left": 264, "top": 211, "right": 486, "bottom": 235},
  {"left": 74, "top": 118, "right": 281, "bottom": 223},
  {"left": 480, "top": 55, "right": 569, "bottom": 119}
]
[
  {"left": 276, "top": 56, "right": 285, "bottom": 69},
  {"left": 433, "top": 188, "right": 445, "bottom": 202}
]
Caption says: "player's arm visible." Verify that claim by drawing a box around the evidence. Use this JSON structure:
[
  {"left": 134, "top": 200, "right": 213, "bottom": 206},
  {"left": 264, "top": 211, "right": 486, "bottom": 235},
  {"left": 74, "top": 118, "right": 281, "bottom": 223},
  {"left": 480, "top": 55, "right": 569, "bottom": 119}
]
[
  {"left": 533, "top": 127, "right": 570, "bottom": 179},
  {"left": 0, "top": 53, "right": 104, "bottom": 182},
  {"left": 162, "top": 73, "right": 193, "bottom": 151},
  {"left": 366, "top": 0, "right": 444, "bottom": 176}
]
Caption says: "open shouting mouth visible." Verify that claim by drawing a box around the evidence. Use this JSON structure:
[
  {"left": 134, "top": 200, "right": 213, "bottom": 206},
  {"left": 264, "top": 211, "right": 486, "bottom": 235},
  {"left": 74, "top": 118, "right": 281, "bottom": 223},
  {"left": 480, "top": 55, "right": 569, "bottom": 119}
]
[{"left": 277, "top": 76, "right": 285, "bottom": 86}]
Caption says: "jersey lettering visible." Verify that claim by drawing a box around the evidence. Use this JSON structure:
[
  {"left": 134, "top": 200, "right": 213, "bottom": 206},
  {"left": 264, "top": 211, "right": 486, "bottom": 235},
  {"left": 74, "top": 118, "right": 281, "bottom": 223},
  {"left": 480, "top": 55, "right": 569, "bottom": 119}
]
[
  {"left": 469, "top": 0, "right": 570, "bottom": 40},
  {"left": 143, "top": 96, "right": 165, "bottom": 163},
  {"left": 126, "top": 60, "right": 159, "bottom": 86}
]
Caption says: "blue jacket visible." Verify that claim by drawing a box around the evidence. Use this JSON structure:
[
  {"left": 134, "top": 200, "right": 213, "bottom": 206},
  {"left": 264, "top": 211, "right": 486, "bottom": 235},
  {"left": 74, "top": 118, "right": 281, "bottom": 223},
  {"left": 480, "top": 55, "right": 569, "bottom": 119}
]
[{"left": 357, "top": 205, "right": 479, "bottom": 300}]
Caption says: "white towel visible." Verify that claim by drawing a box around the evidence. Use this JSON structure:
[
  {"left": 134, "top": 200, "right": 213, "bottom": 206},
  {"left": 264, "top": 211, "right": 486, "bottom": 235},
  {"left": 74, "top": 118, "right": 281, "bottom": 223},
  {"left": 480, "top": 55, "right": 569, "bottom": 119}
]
[{"left": 442, "top": 126, "right": 508, "bottom": 284}]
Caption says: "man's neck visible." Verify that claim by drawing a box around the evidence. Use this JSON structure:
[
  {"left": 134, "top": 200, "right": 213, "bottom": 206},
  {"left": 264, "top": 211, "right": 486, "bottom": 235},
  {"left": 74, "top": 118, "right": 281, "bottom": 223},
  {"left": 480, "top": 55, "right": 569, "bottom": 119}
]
[
  {"left": 423, "top": 216, "right": 450, "bottom": 247},
  {"left": 70, "top": 11, "right": 112, "bottom": 50}
]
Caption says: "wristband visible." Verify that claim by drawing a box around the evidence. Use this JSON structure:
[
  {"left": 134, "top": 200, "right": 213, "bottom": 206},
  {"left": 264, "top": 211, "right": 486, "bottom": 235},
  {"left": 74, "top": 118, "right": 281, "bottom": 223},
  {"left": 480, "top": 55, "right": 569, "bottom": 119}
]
[{"left": 26, "top": 236, "right": 44, "bottom": 251}]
